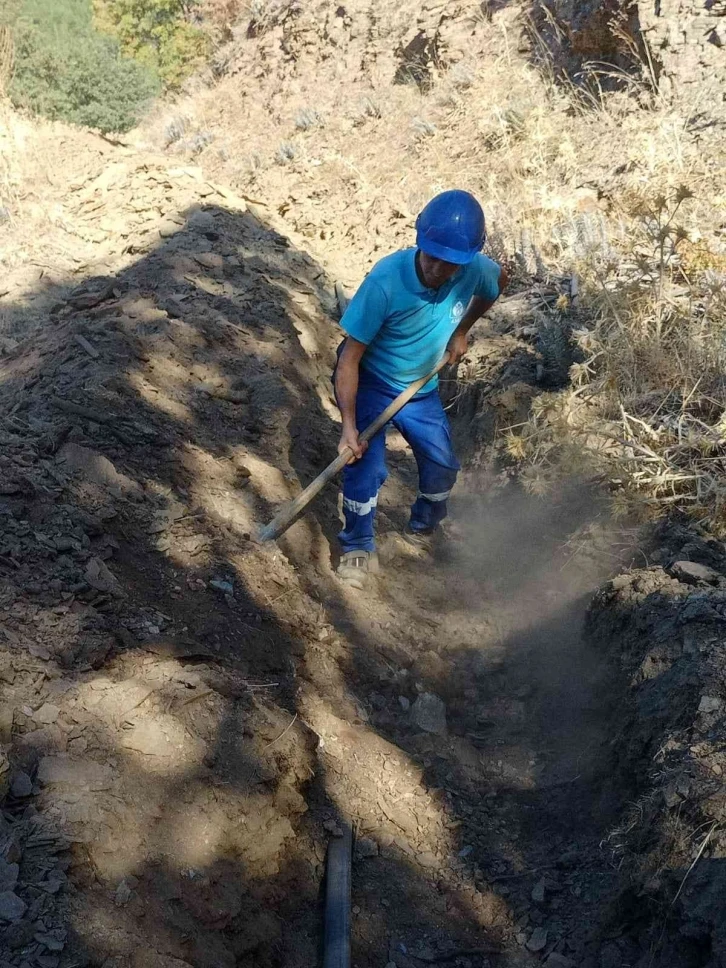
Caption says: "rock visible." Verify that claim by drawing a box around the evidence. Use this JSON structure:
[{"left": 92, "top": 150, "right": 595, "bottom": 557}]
[
  {"left": 148, "top": 499, "right": 185, "bottom": 534},
  {"left": 85, "top": 557, "right": 124, "bottom": 598},
  {"left": 5, "top": 917, "right": 34, "bottom": 949},
  {"left": 354, "top": 837, "right": 379, "bottom": 859},
  {"left": 398, "top": 696, "right": 410, "bottom": 711},
  {"left": 37, "top": 756, "right": 113, "bottom": 791},
  {"left": 416, "top": 851, "right": 439, "bottom": 869},
  {"left": 526, "top": 927, "right": 548, "bottom": 953},
  {"left": 67, "top": 280, "right": 114, "bottom": 309},
  {"left": 274, "top": 782, "right": 308, "bottom": 817},
  {"left": 9, "top": 772, "right": 32, "bottom": 798},
  {"left": 34, "top": 928, "right": 66, "bottom": 951},
  {"left": 54, "top": 535, "right": 80, "bottom": 553},
  {"left": 188, "top": 210, "right": 218, "bottom": 235},
  {"left": 210, "top": 579, "right": 234, "bottom": 595},
  {"left": 58, "top": 443, "right": 142, "bottom": 499},
  {"left": 0, "top": 860, "right": 19, "bottom": 892},
  {"left": 0, "top": 335, "right": 19, "bottom": 355},
  {"left": 38, "top": 871, "right": 66, "bottom": 894},
  {"left": 114, "top": 879, "right": 133, "bottom": 906},
  {"left": 0, "top": 891, "right": 27, "bottom": 922},
  {"left": 669, "top": 560, "right": 721, "bottom": 585},
  {"left": 411, "top": 693, "right": 447, "bottom": 735},
  {"left": 34, "top": 703, "right": 60, "bottom": 725},
  {"left": 0, "top": 707, "right": 13, "bottom": 744},
  {"left": 532, "top": 877, "right": 546, "bottom": 903},
  {"left": 698, "top": 695, "right": 723, "bottom": 714},
  {"left": 18, "top": 725, "right": 67, "bottom": 754},
  {"left": 545, "top": 955, "right": 576, "bottom": 967}
]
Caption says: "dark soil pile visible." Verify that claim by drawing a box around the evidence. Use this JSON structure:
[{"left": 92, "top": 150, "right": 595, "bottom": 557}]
[{"left": 587, "top": 522, "right": 726, "bottom": 968}]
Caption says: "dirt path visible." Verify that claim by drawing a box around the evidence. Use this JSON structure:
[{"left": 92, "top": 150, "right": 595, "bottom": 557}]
[{"left": 293, "top": 478, "right": 631, "bottom": 968}]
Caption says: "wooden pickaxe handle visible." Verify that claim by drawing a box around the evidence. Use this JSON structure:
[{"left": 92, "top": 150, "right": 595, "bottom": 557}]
[{"left": 257, "top": 356, "right": 449, "bottom": 542}]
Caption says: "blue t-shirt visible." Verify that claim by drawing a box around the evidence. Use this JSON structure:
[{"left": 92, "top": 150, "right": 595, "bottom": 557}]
[{"left": 340, "top": 248, "right": 501, "bottom": 393}]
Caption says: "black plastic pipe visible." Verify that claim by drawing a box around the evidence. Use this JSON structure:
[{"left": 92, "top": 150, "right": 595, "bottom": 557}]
[{"left": 323, "top": 822, "right": 352, "bottom": 968}]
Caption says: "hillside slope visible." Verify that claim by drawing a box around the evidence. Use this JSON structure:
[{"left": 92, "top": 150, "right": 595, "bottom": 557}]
[{"left": 1, "top": 2, "right": 726, "bottom": 967}]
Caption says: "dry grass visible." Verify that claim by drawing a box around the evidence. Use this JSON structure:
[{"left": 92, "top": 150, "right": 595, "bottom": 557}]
[
  {"left": 0, "top": 26, "right": 14, "bottom": 98},
  {"left": 508, "top": 187, "right": 726, "bottom": 530}
]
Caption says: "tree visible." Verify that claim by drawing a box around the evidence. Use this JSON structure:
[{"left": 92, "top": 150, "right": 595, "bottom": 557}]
[
  {"left": 6, "top": 0, "right": 160, "bottom": 132},
  {"left": 93, "top": 0, "right": 209, "bottom": 90}
]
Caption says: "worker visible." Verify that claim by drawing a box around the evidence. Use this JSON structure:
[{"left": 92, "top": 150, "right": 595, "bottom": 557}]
[{"left": 334, "top": 189, "right": 508, "bottom": 588}]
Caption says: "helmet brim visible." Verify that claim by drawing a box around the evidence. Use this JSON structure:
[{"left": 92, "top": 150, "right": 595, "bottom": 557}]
[{"left": 417, "top": 235, "right": 482, "bottom": 265}]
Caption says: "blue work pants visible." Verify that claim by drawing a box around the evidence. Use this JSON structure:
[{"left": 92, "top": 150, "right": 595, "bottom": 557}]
[{"left": 338, "top": 369, "right": 460, "bottom": 553}]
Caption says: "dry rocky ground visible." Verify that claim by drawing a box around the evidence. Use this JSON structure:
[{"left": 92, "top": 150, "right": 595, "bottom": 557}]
[
  {"left": 1, "top": 3, "right": 725, "bottom": 967},
  {"left": 0, "top": 132, "right": 723, "bottom": 968}
]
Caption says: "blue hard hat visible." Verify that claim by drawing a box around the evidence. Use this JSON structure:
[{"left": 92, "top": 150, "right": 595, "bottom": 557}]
[{"left": 415, "top": 190, "right": 486, "bottom": 265}]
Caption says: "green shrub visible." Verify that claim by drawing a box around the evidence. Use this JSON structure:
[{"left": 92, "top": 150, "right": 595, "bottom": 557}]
[
  {"left": 5, "top": 0, "right": 159, "bottom": 132},
  {"left": 93, "top": 0, "right": 210, "bottom": 90}
]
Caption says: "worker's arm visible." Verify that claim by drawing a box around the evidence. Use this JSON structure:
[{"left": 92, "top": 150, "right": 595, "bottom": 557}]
[
  {"left": 335, "top": 337, "right": 369, "bottom": 461},
  {"left": 447, "top": 265, "right": 510, "bottom": 364}
]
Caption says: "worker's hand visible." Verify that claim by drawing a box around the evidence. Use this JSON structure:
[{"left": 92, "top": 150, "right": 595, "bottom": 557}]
[
  {"left": 338, "top": 424, "right": 367, "bottom": 464},
  {"left": 446, "top": 329, "right": 469, "bottom": 365}
]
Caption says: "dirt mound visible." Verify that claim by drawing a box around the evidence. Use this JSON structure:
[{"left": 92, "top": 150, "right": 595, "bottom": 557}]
[
  {"left": 0, "top": 174, "right": 340, "bottom": 965},
  {"left": 587, "top": 523, "right": 726, "bottom": 966}
]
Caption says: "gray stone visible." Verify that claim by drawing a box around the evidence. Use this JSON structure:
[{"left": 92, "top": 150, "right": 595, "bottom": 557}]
[
  {"left": 416, "top": 851, "right": 439, "bottom": 869},
  {"left": 532, "top": 877, "right": 546, "bottom": 904},
  {"left": 670, "top": 560, "right": 721, "bottom": 585},
  {"left": 38, "top": 871, "right": 66, "bottom": 894},
  {"left": 114, "top": 879, "right": 132, "bottom": 906},
  {"left": 698, "top": 695, "right": 723, "bottom": 714},
  {"left": 545, "top": 955, "right": 576, "bottom": 967},
  {"left": 9, "top": 772, "right": 32, "bottom": 798},
  {"left": 33, "top": 704, "right": 60, "bottom": 725},
  {"left": 35, "top": 927, "right": 66, "bottom": 951},
  {"left": 410, "top": 693, "right": 447, "bottom": 735},
  {"left": 354, "top": 837, "right": 379, "bottom": 859},
  {"left": 85, "top": 557, "right": 124, "bottom": 598},
  {"left": 0, "top": 860, "right": 19, "bottom": 892},
  {"left": 526, "top": 927, "right": 549, "bottom": 952},
  {"left": 0, "top": 891, "right": 27, "bottom": 922}
]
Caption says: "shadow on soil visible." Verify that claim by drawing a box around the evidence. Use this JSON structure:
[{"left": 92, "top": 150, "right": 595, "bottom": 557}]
[{"left": 0, "top": 201, "right": 653, "bottom": 968}]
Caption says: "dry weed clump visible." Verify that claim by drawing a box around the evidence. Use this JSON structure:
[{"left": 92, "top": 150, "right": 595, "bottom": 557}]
[
  {"left": 508, "top": 189, "right": 726, "bottom": 532},
  {"left": 0, "top": 25, "right": 14, "bottom": 97}
]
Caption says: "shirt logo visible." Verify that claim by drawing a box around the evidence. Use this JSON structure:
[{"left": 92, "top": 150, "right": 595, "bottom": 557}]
[{"left": 451, "top": 301, "right": 465, "bottom": 325}]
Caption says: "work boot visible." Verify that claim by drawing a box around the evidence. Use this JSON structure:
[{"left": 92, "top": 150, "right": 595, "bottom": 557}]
[
  {"left": 336, "top": 550, "right": 379, "bottom": 589},
  {"left": 402, "top": 525, "right": 436, "bottom": 553}
]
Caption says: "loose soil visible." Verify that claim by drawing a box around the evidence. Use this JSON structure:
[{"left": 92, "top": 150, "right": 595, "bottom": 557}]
[
  {"left": 1, "top": 29, "right": 725, "bottom": 965},
  {"left": 0, "top": 154, "right": 650, "bottom": 968}
]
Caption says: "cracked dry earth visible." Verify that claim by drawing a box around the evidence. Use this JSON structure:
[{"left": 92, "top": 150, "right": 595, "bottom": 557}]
[{"left": 0, "top": 148, "right": 638, "bottom": 968}]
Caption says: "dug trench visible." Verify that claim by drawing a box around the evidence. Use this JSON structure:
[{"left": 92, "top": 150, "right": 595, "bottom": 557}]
[{"left": 0, "top": 190, "right": 723, "bottom": 968}]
